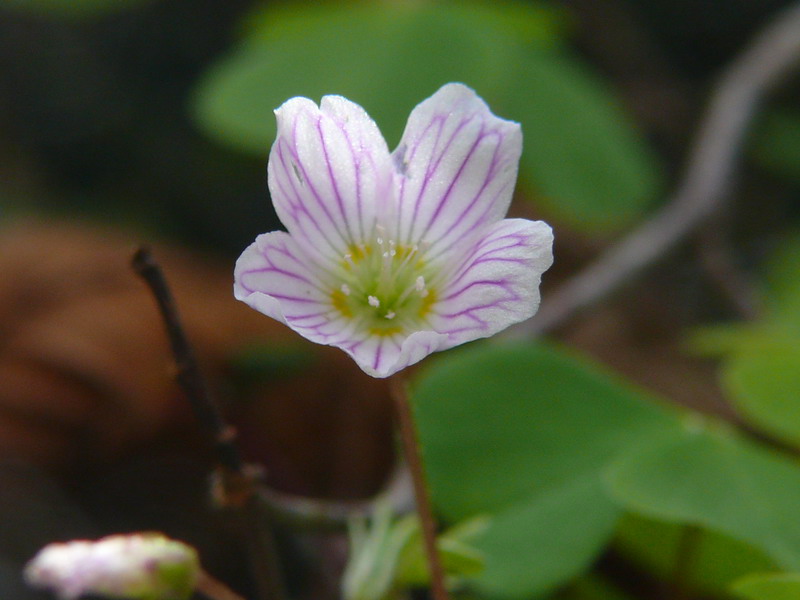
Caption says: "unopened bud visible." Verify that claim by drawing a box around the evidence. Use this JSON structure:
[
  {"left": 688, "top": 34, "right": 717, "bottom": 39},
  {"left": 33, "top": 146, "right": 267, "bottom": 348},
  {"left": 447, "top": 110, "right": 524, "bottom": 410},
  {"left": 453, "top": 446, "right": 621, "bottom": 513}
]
[{"left": 24, "top": 533, "right": 200, "bottom": 600}]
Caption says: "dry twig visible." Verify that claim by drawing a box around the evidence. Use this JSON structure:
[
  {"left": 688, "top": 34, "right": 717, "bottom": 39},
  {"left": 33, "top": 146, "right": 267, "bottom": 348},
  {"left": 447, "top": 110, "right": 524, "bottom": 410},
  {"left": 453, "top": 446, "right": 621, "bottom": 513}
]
[{"left": 132, "top": 247, "right": 286, "bottom": 600}]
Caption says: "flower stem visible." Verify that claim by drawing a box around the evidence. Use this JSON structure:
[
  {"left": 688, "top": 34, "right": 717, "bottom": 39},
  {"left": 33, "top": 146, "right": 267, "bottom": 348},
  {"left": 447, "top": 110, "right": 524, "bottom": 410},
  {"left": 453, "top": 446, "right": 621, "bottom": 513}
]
[
  {"left": 196, "top": 570, "right": 247, "bottom": 600},
  {"left": 389, "top": 376, "right": 450, "bottom": 600},
  {"left": 670, "top": 524, "right": 701, "bottom": 600}
]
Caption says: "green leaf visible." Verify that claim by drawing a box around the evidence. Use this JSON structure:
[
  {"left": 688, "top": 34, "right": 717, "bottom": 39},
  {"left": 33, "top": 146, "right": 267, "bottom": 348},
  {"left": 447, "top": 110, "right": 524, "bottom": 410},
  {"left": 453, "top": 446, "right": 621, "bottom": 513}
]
[
  {"left": 396, "top": 516, "right": 489, "bottom": 587},
  {"left": 505, "top": 50, "right": 662, "bottom": 231},
  {"left": 342, "top": 503, "right": 487, "bottom": 600},
  {"left": 722, "top": 334, "right": 800, "bottom": 448},
  {"left": 411, "top": 342, "right": 680, "bottom": 597},
  {"left": 192, "top": 1, "right": 661, "bottom": 232},
  {"left": 605, "top": 424, "right": 800, "bottom": 570},
  {"left": 193, "top": 2, "right": 558, "bottom": 153},
  {"left": 732, "top": 573, "right": 800, "bottom": 600},
  {"left": 471, "top": 475, "right": 618, "bottom": 598},
  {"left": 555, "top": 575, "right": 634, "bottom": 600},
  {"left": 685, "top": 231, "right": 800, "bottom": 446},
  {"left": 615, "top": 513, "right": 778, "bottom": 594}
]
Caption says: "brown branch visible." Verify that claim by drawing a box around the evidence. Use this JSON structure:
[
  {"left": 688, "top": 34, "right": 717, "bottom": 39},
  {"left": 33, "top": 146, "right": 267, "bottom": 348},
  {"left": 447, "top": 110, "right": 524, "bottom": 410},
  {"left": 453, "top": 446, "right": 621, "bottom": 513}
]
[
  {"left": 131, "top": 246, "right": 243, "bottom": 472},
  {"left": 132, "top": 247, "right": 286, "bottom": 600},
  {"left": 512, "top": 2, "right": 800, "bottom": 337},
  {"left": 134, "top": 246, "right": 418, "bottom": 534}
]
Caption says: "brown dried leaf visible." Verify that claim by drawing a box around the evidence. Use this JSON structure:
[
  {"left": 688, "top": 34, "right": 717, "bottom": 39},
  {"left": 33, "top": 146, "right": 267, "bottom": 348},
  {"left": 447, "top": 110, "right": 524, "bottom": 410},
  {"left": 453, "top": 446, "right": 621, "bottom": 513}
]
[{"left": 0, "top": 220, "right": 393, "bottom": 499}]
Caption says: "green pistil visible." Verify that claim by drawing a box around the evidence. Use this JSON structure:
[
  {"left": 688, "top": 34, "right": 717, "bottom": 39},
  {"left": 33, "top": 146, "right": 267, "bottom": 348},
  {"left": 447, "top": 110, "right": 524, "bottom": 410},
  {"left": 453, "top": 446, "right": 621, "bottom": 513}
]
[{"left": 332, "top": 231, "right": 436, "bottom": 333}]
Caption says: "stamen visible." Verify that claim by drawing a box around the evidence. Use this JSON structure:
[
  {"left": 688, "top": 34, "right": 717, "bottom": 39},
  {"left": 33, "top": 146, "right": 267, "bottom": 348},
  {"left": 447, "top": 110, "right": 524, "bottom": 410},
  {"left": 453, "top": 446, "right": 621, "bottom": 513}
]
[
  {"left": 385, "top": 311, "right": 396, "bottom": 320},
  {"left": 340, "top": 284, "right": 351, "bottom": 296},
  {"left": 368, "top": 295, "right": 380, "bottom": 308},
  {"left": 415, "top": 276, "right": 426, "bottom": 292}
]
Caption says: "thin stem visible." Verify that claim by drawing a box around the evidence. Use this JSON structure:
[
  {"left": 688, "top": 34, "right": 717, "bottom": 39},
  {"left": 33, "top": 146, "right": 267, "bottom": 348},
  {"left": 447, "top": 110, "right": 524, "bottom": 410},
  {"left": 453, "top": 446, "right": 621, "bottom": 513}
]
[
  {"left": 669, "top": 524, "right": 701, "bottom": 600},
  {"left": 196, "top": 570, "right": 247, "bottom": 600},
  {"left": 389, "top": 375, "right": 450, "bottom": 600},
  {"left": 256, "top": 463, "right": 414, "bottom": 531},
  {"left": 131, "top": 246, "right": 242, "bottom": 472},
  {"left": 132, "top": 247, "right": 286, "bottom": 600}
]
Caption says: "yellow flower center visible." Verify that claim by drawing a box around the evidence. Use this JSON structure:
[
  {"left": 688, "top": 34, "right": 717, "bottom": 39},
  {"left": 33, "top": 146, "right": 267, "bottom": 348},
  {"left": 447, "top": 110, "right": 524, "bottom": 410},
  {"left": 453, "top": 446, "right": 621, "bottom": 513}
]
[{"left": 331, "top": 226, "right": 437, "bottom": 335}]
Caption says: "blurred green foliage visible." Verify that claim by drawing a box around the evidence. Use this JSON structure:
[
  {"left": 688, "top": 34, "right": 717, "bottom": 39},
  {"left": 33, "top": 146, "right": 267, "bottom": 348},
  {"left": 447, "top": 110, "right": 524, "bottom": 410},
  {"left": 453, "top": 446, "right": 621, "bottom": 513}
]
[
  {"left": 342, "top": 503, "right": 486, "bottom": 600},
  {"left": 615, "top": 514, "right": 778, "bottom": 596},
  {"left": 606, "top": 424, "right": 800, "bottom": 570},
  {"left": 412, "top": 342, "right": 680, "bottom": 597},
  {"left": 192, "top": 1, "right": 663, "bottom": 232},
  {"left": 732, "top": 573, "right": 800, "bottom": 600},
  {"left": 412, "top": 337, "right": 800, "bottom": 598},
  {"left": 690, "top": 234, "right": 800, "bottom": 447}
]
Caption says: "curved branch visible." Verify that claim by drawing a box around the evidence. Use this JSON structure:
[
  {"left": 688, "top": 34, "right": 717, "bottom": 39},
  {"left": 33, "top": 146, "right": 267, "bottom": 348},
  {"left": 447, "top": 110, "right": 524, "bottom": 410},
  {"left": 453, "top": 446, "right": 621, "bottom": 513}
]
[{"left": 512, "top": 2, "right": 800, "bottom": 338}]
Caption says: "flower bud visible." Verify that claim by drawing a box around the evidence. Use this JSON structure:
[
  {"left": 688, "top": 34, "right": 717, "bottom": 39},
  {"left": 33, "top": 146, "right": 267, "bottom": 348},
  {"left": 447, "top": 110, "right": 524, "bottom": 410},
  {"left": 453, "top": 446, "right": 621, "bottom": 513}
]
[{"left": 24, "top": 532, "right": 200, "bottom": 600}]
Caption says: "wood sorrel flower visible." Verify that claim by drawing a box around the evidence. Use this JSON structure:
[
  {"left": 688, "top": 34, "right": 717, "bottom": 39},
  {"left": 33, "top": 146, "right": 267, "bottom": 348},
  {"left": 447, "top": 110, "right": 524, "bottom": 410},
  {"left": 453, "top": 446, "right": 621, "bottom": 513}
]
[
  {"left": 24, "top": 533, "right": 199, "bottom": 600},
  {"left": 235, "top": 83, "right": 553, "bottom": 378}
]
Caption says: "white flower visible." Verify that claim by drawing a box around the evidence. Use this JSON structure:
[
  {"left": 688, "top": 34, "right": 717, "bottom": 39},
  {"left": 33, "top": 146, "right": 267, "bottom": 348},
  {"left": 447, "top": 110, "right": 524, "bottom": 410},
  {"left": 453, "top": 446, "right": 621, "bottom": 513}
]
[
  {"left": 235, "top": 83, "right": 553, "bottom": 378},
  {"left": 24, "top": 533, "right": 199, "bottom": 600}
]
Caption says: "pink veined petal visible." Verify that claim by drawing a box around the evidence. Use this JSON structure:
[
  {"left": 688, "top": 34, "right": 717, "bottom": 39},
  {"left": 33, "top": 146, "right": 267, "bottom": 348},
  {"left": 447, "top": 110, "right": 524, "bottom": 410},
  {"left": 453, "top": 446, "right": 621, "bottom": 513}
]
[
  {"left": 236, "top": 233, "right": 452, "bottom": 378},
  {"left": 234, "top": 231, "right": 357, "bottom": 345},
  {"left": 342, "top": 329, "right": 451, "bottom": 378},
  {"left": 428, "top": 218, "right": 554, "bottom": 346},
  {"left": 391, "top": 83, "right": 522, "bottom": 259},
  {"left": 267, "top": 95, "right": 394, "bottom": 266}
]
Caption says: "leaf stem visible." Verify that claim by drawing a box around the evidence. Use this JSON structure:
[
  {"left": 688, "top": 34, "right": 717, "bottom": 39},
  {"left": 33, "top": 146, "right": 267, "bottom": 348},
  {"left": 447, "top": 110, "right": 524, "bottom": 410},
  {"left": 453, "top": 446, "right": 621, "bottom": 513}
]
[
  {"left": 670, "top": 524, "right": 701, "bottom": 600},
  {"left": 389, "top": 375, "right": 450, "bottom": 600}
]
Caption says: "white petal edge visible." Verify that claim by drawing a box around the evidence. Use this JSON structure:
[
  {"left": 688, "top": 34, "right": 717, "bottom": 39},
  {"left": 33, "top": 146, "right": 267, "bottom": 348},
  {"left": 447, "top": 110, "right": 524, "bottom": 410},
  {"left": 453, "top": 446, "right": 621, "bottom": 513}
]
[
  {"left": 428, "top": 218, "right": 554, "bottom": 346},
  {"left": 234, "top": 231, "right": 357, "bottom": 345},
  {"left": 343, "top": 330, "right": 452, "bottom": 379},
  {"left": 267, "top": 95, "right": 394, "bottom": 267},
  {"left": 391, "top": 83, "right": 522, "bottom": 258}
]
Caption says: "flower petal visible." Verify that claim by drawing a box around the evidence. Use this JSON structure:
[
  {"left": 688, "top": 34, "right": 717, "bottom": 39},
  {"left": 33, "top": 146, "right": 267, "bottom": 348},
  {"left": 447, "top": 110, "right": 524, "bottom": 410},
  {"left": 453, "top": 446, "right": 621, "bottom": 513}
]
[
  {"left": 428, "top": 218, "right": 553, "bottom": 345},
  {"left": 391, "top": 83, "right": 522, "bottom": 259},
  {"left": 342, "top": 330, "right": 451, "bottom": 379},
  {"left": 268, "top": 95, "right": 394, "bottom": 265},
  {"left": 234, "top": 231, "right": 356, "bottom": 344}
]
